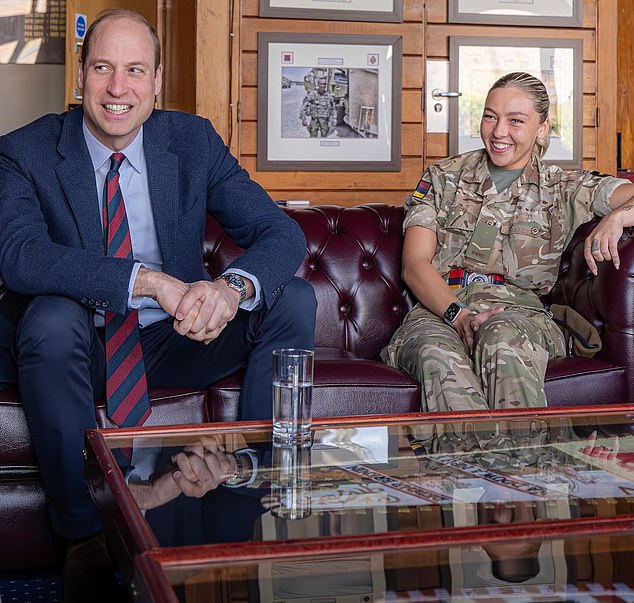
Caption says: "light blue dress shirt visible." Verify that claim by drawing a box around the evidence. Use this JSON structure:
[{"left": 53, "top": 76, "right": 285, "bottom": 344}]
[{"left": 83, "top": 121, "right": 261, "bottom": 328}]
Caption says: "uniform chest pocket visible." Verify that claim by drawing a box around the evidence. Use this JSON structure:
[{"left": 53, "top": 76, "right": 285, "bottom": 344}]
[
  {"left": 507, "top": 208, "right": 552, "bottom": 238},
  {"left": 440, "top": 203, "right": 479, "bottom": 232}
]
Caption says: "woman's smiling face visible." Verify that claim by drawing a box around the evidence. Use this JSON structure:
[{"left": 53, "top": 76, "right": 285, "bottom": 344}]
[{"left": 480, "top": 86, "right": 550, "bottom": 170}]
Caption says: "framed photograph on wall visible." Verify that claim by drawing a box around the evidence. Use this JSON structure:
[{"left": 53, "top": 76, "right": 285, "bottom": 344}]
[
  {"left": 257, "top": 33, "right": 402, "bottom": 172},
  {"left": 449, "top": 36, "right": 583, "bottom": 168},
  {"left": 0, "top": 1, "right": 65, "bottom": 63},
  {"left": 448, "top": 0, "right": 582, "bottom": 27},
  {"left": 259, "top": 0, "right": 403, "bottom": 22}
]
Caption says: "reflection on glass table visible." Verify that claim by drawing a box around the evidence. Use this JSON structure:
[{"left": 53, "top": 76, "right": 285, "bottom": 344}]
[
  {"left": 88, "top": 410, "right": 634, "bottom": 550},
  {"left": 136, "top": 528, "right": 634, "bottom": 603}
]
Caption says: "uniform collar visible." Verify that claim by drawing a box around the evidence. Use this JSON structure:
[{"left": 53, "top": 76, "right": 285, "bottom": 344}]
[{"left": 519, "top": 153, "right": 542, "bottom": 186}]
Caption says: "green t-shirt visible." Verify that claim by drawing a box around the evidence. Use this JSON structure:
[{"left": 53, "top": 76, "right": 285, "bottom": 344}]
[{"left": 488, "top": 161, "right": 523, "bottom": 192}]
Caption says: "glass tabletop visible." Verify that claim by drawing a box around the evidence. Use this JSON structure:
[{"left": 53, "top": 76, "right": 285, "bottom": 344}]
[{"left": 86, "top": 408, "right": 634, "bottom": 553}]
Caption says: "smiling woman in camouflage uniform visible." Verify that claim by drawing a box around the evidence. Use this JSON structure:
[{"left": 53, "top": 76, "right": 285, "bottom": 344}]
[{"left": 382, "top": 72, "right": 634, "bottom": 413}]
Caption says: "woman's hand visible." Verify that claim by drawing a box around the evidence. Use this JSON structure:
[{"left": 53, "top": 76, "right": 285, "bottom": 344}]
[
  {"left": 454, "top": 307, "right": 505, "bottom": 353},
  {"left": 584, "top": 210, "right": 628, "bottom": 275},
  {"left": 579, "top": 430, "right": 619, "bottom": 461},
  {"left": 585, "top": 183, "right": 634, "bottom": 275}
]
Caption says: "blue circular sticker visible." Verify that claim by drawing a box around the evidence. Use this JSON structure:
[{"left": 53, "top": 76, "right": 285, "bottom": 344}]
[{"left": 75, "top": 14, "right": 87, "bottom": 39}]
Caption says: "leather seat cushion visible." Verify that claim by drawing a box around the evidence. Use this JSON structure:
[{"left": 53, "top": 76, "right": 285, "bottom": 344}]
[
  {"left": 208, "top": 347, "right": 420, "bottom": 422},
  {"left": 545, "top": 357, "right": 625, "bottom": 406}
]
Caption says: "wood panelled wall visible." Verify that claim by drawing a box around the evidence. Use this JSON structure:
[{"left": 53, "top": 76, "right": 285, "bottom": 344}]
[
  {"left": 234, "top": 0, "right": 425, "bottom": 206},
  {"left": 618, "top": 0, "right": 634, "bottom": 171},
  {"left": 196, "top": 0, "right": 612, "bottom": 206}
]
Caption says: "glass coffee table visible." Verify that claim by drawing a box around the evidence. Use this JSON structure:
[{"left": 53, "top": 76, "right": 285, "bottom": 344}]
[{"left": 84, "top": 405, "right": 634, "bottom": 602}]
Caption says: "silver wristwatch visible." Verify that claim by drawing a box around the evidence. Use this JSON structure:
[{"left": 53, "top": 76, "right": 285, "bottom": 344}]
[{"left": 218, "top": 273, "right": 247, "bottom": 302}]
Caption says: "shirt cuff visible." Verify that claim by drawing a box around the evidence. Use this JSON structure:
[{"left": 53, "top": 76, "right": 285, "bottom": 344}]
[{"left": 128, "top": 262, "right": 146, "bottom": 309}]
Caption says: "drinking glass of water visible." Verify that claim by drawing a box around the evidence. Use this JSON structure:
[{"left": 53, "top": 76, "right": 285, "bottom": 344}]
[
  {"left": 271, "top": 441, "right": 312, "bottom": 520},
  {"left": 272, "top": 348, "right": 314, "bottom": 444}
]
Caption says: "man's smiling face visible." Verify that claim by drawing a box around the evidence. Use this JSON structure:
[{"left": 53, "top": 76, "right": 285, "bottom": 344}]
[{"left": 78, "top": 16, "right": 162, "bottom": 151}]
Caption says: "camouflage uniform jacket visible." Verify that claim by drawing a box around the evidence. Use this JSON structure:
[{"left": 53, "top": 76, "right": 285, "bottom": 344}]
[
  {"left": 300, "top": 90, "right": 336, "bottom": 120},
  {"left": 404, "top": 149, "right": 628, "bottom": 303}
]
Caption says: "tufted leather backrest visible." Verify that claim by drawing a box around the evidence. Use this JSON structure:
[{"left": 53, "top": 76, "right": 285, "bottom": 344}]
[
  {"left": 203, "top": 204, "right": 413, "bottom": 361},
  {"left": 203, "top": 204, "right": 634, "bottom": 390}
]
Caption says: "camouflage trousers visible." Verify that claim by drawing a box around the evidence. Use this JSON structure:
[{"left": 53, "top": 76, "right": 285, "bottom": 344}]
[
  {"left": 381, "top": 300, "right": 566, "bottom": 413},
  {"left": 308, "top": 117, "right": 330, "bottom": 137}
]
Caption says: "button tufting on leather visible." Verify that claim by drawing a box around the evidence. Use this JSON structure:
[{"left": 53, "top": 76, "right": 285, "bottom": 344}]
[{"left": 362, "top": 260, "right": 371, "bottom": 269}]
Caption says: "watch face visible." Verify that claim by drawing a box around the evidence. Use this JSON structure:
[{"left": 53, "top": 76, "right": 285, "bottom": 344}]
[
  {"left": 222, "top": 274, "right": 246, "bottom": 300},
  {"left": 225, "top": 274, "right": 243, "bottom": 288},
  {"left": 444, "top": 302, "right": 462, "bottom": 323}
]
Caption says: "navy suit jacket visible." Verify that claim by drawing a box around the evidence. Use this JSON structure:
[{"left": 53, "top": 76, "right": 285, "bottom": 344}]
[{"left": 0, "top": 108, "right": 306, "bottom": 377}]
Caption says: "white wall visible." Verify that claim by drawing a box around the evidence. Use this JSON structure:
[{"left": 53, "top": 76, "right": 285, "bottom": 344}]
[{"left": 0, "top": 64, "right": 65, "bottom": 135}]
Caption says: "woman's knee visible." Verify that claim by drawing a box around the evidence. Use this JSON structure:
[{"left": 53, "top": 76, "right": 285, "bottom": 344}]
[
  {"left": 476, "top": 311, "right": 528, "bottom": 348},
  {"left": 395, "top": 329, "right": 466, "bottom": 379}
]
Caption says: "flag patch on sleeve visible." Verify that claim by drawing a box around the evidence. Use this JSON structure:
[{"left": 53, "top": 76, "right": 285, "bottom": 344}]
[{"left": 412, "top": 178, "right": 431, "bottom": 199}]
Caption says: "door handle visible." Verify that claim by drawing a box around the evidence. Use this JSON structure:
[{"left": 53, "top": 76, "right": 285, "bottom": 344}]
[{"left": 431, "top": 89, "right": 462, "bottom": 100}]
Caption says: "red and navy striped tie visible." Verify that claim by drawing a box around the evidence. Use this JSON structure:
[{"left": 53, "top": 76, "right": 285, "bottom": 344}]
[{"left": 104, "top": 152, "right": 151, "bottom": 427}]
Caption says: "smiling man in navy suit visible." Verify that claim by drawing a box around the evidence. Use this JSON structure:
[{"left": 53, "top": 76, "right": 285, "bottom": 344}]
[{"left": 0, "top": 8, "right": 316, "bottom": 601}]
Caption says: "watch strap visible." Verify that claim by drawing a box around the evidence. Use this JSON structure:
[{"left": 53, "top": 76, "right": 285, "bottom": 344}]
[{"left": 218, "top": 273, "right": 246, "bottom": 302}]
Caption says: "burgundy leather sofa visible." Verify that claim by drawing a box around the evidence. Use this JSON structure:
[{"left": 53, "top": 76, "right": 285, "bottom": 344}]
[{"left": 0, "top": 203, "right": 632, "bottom": 573}]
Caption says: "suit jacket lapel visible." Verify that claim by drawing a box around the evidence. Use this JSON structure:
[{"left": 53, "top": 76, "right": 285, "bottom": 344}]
[
  {"left": 144, "top": 114, "right": 178, "bottom": 265},
  {"left": 55, "top": 108, "right": 104, "bottom": 253}
]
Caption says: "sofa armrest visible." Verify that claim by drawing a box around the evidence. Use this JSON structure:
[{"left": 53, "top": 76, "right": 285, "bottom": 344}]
[{"left": 547, "top": 220, "right": 634, "bottom": 401}]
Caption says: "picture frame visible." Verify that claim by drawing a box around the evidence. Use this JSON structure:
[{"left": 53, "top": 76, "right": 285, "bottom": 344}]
[
  {"left": 257, "top": 33, "right": 402, "bottom": 172},
  {"left": 449, "top": 36, "right": 583, "bottom": 169},
  {"left": 448, "top": 0, "right": 583, "bottom": 28},
  {"left": 259, "top": 0, "right": 403, "bottom": 23},
  {"left": 0, "top": 2, "right": 65, "bottom": 64}
]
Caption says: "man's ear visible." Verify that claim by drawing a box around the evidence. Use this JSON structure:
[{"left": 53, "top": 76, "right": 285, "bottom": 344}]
[
  {"left": 77, "top": 60, "right": 84, "bottom": 91},
  {"left": 154, "top": 63, "right": 163, "bottom": 97}
]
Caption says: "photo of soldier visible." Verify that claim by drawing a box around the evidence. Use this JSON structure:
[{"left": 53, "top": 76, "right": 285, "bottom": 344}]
[
  {"left": 280, "top": 66, "right": 378, "bottom": 140},
  {"left": 300, "top": 77, "right": 336, "bottom": 138}
]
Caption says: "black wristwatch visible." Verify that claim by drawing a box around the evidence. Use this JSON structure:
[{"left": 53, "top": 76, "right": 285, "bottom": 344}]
[
  {"left": 218, "top": 273, "right": 247, "bottom": 302},
  {"left": 443, "top": 301, "right": 469, "bottom": 325}
]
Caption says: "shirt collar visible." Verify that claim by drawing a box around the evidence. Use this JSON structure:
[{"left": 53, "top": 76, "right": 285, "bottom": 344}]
[
  {"left": 521, "top": 153, "right": 542, "bottom": 186},
  {"left": 82, "top": 120, "right": 144, "bottom": 175}
]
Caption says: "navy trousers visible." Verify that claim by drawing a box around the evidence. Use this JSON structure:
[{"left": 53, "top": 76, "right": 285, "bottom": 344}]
[{"left": 16, "top": 277, "right": 316, "bottom": 538}]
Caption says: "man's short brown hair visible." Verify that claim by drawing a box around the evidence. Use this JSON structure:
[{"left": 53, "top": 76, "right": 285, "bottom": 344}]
[{"left": 80, "top": 8, "right": 161, "bottom": 72}]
